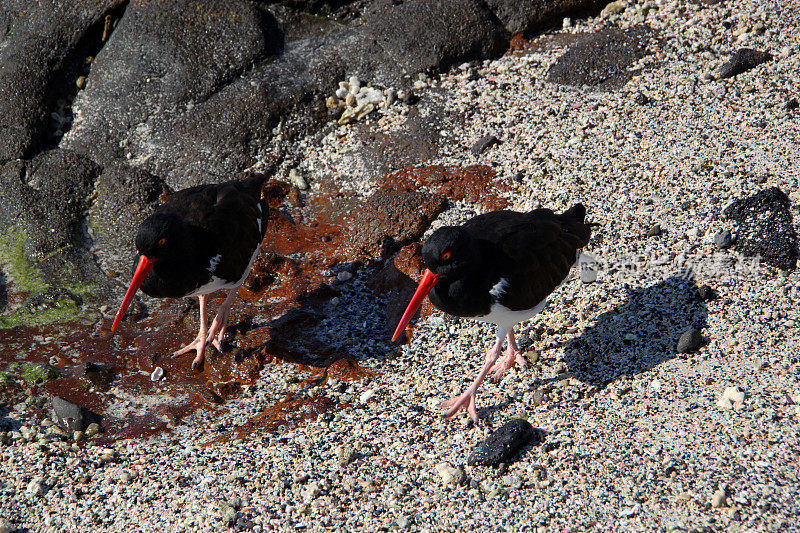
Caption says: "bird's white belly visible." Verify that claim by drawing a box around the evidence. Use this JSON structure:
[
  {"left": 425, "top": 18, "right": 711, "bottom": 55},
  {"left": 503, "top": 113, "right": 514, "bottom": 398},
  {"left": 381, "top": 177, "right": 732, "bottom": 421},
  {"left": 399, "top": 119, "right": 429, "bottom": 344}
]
[{"left": 473, "top": 298, "right": 548, "bottom": 329}]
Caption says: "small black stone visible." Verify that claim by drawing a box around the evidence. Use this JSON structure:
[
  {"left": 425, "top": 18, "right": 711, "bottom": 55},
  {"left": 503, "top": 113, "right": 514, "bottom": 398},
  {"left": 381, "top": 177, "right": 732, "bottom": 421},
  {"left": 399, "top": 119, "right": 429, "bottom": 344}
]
[
  {"left": 676, "top": 328, "right": 703, "bottom": 353},
  {"left": 467, "top": 418, "right": 536, "bottom": 466},
  {"left": 51, "top": 396, "right": 88, "bottom": 432},
  {"left": 697, "top": 285, "right": 717, "bottom": 301},
  {"left": 646, "top": 224, "right": 662, "bottom": 238},
  {"left": 633, "top": 92, "right": 650, "bottom": 105},
  {"left": 785, "top": 98, "right": 799, "bottom": 111},
  {"left": 401, "top": 91, "right": 419, "bottom": 105},
  {"left": 471, "top": 134, "right": 500, "bottom": 155},
  {"left": 717, "top": 48, "right": 772, "bottom": 79},
  {"left": 714, "top": 229, "right": 734, "bottom": 249},
  {"left": 723, "top": 187, "right": 798, "bottom": 270}
]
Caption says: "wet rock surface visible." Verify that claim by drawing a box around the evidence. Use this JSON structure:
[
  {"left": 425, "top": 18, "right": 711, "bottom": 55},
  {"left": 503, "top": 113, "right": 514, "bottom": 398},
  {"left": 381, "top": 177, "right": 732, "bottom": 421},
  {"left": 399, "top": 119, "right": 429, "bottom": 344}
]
[
  {"left": 467, "top": 418, "right": 537, "bottom": 466},
  {"left": 723, "top": 187, "right": 798, "bottom": 270}
]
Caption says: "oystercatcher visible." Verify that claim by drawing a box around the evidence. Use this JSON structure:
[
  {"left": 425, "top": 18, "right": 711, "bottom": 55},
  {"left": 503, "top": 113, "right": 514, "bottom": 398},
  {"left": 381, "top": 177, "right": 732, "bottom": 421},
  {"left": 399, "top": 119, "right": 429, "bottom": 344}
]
[
  {"left": 111, "top": 174, "right": 269, "bottom": 370},
  {"left": 392, "top": 205, "right": 593, "bottom": 423}
]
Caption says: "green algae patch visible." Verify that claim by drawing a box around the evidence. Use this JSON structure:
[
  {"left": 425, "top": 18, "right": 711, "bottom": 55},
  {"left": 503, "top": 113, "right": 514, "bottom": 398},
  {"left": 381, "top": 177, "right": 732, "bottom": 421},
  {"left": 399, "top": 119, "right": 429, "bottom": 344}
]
[
  {"left": 0, "top": 361, "right": 60, "bottom": 385},
  {"left": 0, "top": 227, "right": 47, "bottom": 293},
  {"left": 0, "top": 288, "right": 96, "bottom": 329},
  {"left": 0, "top": 228, "right": 101, "bottom": 328}
]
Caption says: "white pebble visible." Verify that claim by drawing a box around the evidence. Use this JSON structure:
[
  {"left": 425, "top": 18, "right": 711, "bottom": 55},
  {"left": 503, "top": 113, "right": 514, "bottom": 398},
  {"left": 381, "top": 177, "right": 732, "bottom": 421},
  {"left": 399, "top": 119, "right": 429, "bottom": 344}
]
[
  {"left": 150, "top": 367, "right": 164, "bottom": 381},
  {"left": 348, "top": 76, "right": 360, "bottom": 94},
  {"left": 359, "top": 388, "right": 378, "bottom": 404},
  {"left": 717, "top": 386, "right": 745, "bottom": 409},
  {"left": 435, "top": 462, "right": 465, "bottom": 485}
]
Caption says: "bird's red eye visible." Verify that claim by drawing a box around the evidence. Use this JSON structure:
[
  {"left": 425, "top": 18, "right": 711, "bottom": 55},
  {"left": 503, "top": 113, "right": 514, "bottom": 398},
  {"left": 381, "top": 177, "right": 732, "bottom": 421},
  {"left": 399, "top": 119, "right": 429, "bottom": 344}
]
[
  {"left": 157, "top": 238, "right": 167, "bottom": 247},
  {"left": 441, "top": 251, "right": 452, "bottom": 261}
]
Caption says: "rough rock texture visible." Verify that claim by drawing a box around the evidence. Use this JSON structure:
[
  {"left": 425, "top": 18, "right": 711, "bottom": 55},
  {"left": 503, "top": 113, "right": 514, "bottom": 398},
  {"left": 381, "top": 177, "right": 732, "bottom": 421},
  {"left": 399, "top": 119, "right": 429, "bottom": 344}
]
[
  {"left": 467, "top": 418, "right": 537, "bottom": 466},
  {"left": 723, "top": 187, "right": 798, "bottom": 270},
  {"left": 547, "top": 26, "right": 655, "bottom": 89},
  {"left": 486, "top": 0, "right": 604, "bottom": 35},
  {"left": 87, "top": 162, "right": 170, "bottom": 279},
  {"left": 362, "top": 0, "right": 507, "bottom": 77},
  {"left": 0, "top": 0, "right": 125, "bottom": 161},
  {"left": 63, "top": 0, "right": 284, "bottom": 186},
  {"left": 717, "top": 48, "right": 772, "bottom": 79},
  {"left": 348, "top": 192, "right": 448, "bottom": 258},
  {"left": 0, "top": 149, "right": 107, "bottom": 293}
]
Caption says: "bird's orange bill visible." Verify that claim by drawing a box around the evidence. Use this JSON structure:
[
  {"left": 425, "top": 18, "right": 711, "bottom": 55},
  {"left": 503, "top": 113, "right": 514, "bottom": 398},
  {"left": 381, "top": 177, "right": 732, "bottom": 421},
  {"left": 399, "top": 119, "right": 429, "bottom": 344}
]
[
  {"left": 111, "top": 255, "right": 156, "bottom": 332},
  {"left": 391, "top": 268, "right": 440, "bottom": 342}
]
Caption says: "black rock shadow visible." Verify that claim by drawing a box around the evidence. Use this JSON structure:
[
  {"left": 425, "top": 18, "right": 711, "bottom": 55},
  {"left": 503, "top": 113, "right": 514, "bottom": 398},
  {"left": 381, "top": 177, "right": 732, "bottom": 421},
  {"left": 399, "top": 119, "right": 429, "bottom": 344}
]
[
  {"left": 562, "top": 273, "right": 708, "bottom": 386},
  {"left": 0, "top": 401, "right": 22, "bottom": 432}
]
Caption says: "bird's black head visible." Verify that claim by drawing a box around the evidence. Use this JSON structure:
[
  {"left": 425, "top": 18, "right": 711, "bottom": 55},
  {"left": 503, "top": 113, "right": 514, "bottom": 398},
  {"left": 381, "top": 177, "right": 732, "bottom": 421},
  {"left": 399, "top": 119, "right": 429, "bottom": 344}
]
[
  {"left": 422, "top": 225, "right": 476, "bottom": 279},
  {"left": 134, "top": 213, "right": 191, "bottom": 261}
]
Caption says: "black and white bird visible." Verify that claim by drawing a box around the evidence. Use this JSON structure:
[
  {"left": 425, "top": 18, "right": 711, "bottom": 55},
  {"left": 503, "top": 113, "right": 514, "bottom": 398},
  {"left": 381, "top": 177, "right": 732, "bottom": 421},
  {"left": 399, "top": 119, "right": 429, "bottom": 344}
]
[
  {"left": 112, "top": 174, "right": 269, "bottom": 370},
  {"left": 392, "top": 205, "right": 593, "bottom": 423}
]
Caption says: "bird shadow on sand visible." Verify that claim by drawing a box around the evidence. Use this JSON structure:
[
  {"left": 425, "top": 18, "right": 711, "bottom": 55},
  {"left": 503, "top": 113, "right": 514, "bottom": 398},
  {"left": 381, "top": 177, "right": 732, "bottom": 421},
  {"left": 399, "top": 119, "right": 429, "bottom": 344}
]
[
  {"left": 257, "top": 266, "right": 399, "bottom": 370},
  {"left": 559, "top": 272, "right": 708, "bottom": 387},
  {"left": 476, "top": 272, "right": 709, "bottom": 420}
]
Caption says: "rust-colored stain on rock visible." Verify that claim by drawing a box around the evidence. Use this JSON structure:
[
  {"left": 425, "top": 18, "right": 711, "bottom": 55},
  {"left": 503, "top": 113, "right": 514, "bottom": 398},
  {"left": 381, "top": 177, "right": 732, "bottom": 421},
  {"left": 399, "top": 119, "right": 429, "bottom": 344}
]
[{"left": 381, "top": 164, "right": 509, "bottom": 211}]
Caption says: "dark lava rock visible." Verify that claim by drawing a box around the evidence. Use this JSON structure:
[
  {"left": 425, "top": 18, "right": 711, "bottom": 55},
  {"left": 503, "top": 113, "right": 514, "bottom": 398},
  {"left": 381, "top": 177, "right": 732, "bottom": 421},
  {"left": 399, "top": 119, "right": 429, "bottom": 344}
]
[
  {"left": 547, "top": 26, "right": 655, "bottom": 90},
  {"left": 51, "top": 396, "right": 97, "bottom": 432},
  {"left": 62, "top": 0, "right": 283, "bottom": 186},
  {"left": 646, "top": 224, "right": 662, "bottom": 237},
  {"left": 0, "top": 0, "right": 125, "bottom": 161},
  {"left": 714, "top": 229, "right": 734, "bottom": 249},
  {"left": 88, "top": 161, "right": 169, "bottom": 279},
  {"left": 348, "top": 192, "right": 447, "bottom": 258},
  {"left": 52, "top": 0, "right": 599, "bottom": 187},
  {"left": 723, "top": 187, "right": 798, "bottom": 270},
  {"left": 633, "top": 91, "right": 650, "bottom": 105},
  {"left": 485, "top": 0, "right": 604, "bottom": 36},
  {"left": 717, "top": 48, "right": 772, "bottom": 79},
  {"left": 0, "top": 149, "right": 109, "bottom": 296},
  {"left": 676, "top": 328, "right": 703, "bottom": 353},
  {"left": 362, "top": 0, "right": 506, "bottom": 76},
  {"left": 785, "top": 98, "right": 799, "bottom": 111},
  {"left": 471, "top": 134, "right": 500, "bottom": 155},
  {"left": 697, "top": 284, "right": 717, "bottom": 301},
  {"left": 467, "top": 418, "right": 536, "bottom": 466}
]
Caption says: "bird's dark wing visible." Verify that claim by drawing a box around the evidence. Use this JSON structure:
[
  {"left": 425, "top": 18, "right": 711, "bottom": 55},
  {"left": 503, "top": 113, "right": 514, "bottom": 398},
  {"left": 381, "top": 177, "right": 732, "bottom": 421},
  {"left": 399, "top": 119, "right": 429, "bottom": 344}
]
[
  {"left": 200, "top": 179, "right": 267, "bottom": 284},
  {"left": 466, "top": 207, "right": 591, "bottom": 311}
]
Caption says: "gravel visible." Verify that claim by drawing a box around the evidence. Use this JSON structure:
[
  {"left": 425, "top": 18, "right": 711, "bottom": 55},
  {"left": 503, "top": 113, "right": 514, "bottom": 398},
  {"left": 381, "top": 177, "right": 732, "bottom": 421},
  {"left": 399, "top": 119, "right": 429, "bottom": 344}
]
[{"left": 2, "top": 0, "right": 799, "bottom": 531}]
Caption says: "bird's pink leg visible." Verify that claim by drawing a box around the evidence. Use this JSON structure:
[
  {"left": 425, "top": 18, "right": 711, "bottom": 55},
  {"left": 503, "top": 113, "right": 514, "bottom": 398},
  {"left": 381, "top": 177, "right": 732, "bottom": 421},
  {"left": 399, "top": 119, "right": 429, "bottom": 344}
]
[
  {"left": 440, "top": 327, "right": 507, "bottom": 424},
  {"left": 173, "top": 294, "right": 208, "bottom": 370},
  {"left": 490, "top": 330, "right": 528, "bottom": 382},
  {"left": 205, "top": 289, "right": 237, "bottom": 351}
]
